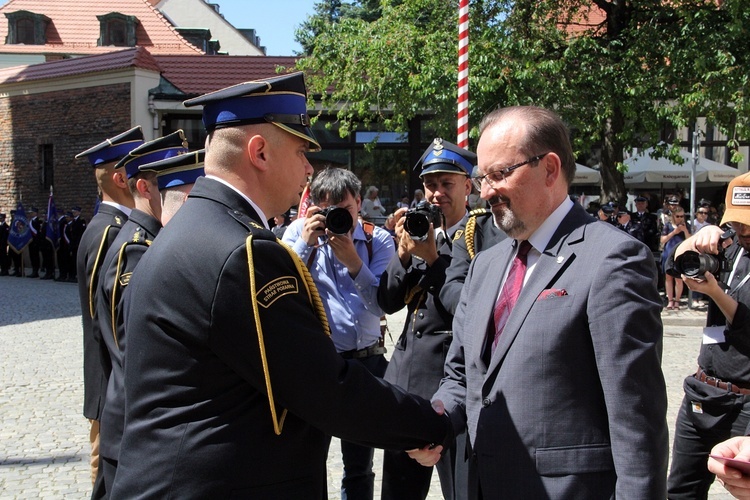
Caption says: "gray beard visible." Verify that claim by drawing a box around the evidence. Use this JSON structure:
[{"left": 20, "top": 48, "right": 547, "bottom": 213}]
[{"left": 493, "top": 207, "right": 525, "bottom": 239}]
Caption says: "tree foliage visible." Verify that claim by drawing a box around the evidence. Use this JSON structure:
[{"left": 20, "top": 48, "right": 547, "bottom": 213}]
[{"left": 296, "top": 0, "right": 749, "bottom": 202}]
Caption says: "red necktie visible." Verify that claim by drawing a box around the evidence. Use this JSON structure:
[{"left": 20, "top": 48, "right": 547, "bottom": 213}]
[{"left": 492, "top": 240, "right": 532, "bottom": 354}]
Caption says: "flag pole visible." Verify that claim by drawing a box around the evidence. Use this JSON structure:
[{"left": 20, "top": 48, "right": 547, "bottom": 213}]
[{"left": 457, "top": 0, "right": 469, "bottom": 149}]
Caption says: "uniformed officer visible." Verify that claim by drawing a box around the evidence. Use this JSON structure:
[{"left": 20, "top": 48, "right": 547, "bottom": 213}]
[
  {"left": 0, "top": 212, "right": 9, "bottom": 276},
  {"left": 111, "top": 72, "right": 452, "bottom": 498},
  {"left": 440, "top": 206, "right": 507, "bottom": 315},
  {"left": 93, "top": 130, "right": 190, "bottom": 497},
  {"left": 378, "top": 138, "right": 475, "bottom": 500},
  {"left": 27, "top": 207, "right": 42, "bottom": 278},
  {"left": 73, "top": 125, "right": 144, "bottom": 489}
]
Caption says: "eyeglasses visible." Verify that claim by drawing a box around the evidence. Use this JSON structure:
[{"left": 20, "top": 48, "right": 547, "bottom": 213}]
[{"left": 471, "top": 153, "right": 548, "bottom": 191}]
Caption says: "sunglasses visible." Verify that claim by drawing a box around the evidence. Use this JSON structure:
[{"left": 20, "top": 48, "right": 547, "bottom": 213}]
[{"left": 697, "top": 211, "right": 708, "bottom": 215}]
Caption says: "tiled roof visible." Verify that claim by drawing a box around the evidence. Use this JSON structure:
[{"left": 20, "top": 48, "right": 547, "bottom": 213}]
[
  {"left": 153, "top": 55, "right": 299, "bottom": 96},
  {"left": 0, "top": 0, "right": 202, "bottom": 55},
  {"left": 0, "top": 47, "right": 161, "bottom": 84}
]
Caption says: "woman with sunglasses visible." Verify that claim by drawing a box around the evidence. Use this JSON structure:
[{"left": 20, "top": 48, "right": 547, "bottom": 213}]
[{"left": 661, "top": 206, "right": 691, "bottom": 310}]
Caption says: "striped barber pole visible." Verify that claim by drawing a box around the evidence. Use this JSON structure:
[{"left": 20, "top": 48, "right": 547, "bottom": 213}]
[{"left": 457, "top": 0, "right": 469, "bottom": 149}]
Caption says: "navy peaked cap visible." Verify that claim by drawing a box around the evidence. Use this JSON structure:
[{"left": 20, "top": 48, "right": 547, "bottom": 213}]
[
  {"left": 139, "top": 149, "right": 205, "bottom": 190},
  {"left": 415, "top": 138, "right": 476, "bottom": 177},
  {"left": 183, "top": 72, "right": 320, "bottom": 151},
  {"left": 75, "top": 126, "right": 145, "bottom": 167},
  {"left": 115, "top": 130, "right": 189, "bottom": 179}
]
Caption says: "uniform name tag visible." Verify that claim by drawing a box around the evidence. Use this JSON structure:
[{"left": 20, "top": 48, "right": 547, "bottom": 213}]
[{"left": 257, "top": 276, "right": 299, "bottom": 308}]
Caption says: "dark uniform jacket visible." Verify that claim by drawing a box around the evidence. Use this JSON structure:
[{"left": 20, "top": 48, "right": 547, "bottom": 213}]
[
  {"left": 111, "top": 177, "right": 450, "bottom": 499},
  {"left": 76, "top": 204, "right": 128, "bottom": 420},
  {"left": 440, "top": 209, "right": 507, "bottom": 315},
  {"left": 96, "top": 209, "right": 161, "bottom": 461},
  {"left": 378, "top": 227, "right": 456, "bottom": 399},
  {"left": 631, "top": 211, "right": 659, "bottom": 251}
]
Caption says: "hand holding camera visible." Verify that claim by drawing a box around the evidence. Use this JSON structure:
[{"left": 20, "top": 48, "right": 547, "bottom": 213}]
[{"left": 393, "top": 205, "right": 441, "bottom": 267}]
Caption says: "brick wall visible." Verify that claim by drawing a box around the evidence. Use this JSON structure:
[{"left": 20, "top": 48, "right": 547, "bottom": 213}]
[{"left": 0, "top": 83, "right": 132, "bottom": 220}]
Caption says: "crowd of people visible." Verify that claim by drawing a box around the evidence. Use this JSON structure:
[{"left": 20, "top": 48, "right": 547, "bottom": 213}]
[
  {"left": 0, "top": 205, "right": 86, "bottom": 281},
  {"left": 5, "top": 71, "right": 750, "bottom": 500}
]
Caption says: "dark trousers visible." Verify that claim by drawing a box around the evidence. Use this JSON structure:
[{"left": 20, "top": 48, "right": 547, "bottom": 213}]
[
  {"left": 338, "top": 353, "right": 388, "bottom": 500},
  {"left": 10, "top": 250, "right": 22, "bottom": 275},
  {"left": 0, "top": 242, "right": 8, "bottom": 273},
  {"left": 667, "top": 375, "right": 750, "bottom": 499}
]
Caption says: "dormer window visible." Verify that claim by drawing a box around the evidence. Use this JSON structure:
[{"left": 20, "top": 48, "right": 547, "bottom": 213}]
[
  {"left": 5, "top": 11, "right": 49, "bottom": 45},
  {"left": 97, "top": 13, "right": 138, "bottom": 47}
]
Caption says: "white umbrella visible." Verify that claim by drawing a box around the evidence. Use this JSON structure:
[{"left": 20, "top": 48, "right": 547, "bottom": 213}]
[
  {"left": 623, "top": 147, "right": 740, "bottom": 185},
  {"left": 572, "top": 163, "right": 601, "bottom": 185}
]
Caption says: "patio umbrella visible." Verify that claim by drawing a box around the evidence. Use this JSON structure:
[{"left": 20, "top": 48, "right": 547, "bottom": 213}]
[
  {"left": 572, "top": 163, "right": 601, "bottom": 185},
  {"left": 623, "top": 147, "right": 739, "bottom": 186}
]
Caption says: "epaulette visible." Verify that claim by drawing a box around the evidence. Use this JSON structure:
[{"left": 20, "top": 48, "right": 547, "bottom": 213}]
[
  {"left": 469, "top": 207, "right": 492, "bottom": 218},
  {"left": 228, "top": 209, "right": 276, "bottom": 240},
  {"left": 130, "top": 227, "right": 153, "bottom": 246}
]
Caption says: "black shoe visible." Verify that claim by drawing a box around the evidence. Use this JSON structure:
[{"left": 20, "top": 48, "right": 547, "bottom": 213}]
[
  {"left": 41, "top": 274, "right": 54, "bottom": 280},
  {"left": 13, "top": 271, "right": 22, "bottom": 277},
  {"left": 67, "top": 276, "right": 77, "bottom": 283},
  {"left": 0, "top": 270, "right": 8, "bottom": 276},
  {"left": 27, "top": 272, "right": 39, "bottom": 278}
]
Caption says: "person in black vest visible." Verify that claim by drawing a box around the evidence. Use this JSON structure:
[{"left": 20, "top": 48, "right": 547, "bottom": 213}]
[
  {"left": 0, "top": 212, "right": 9, "bottom": 276},
  {"left": 73, "top": 126, "right": 143, "bottom": 490},
  {"left": 111, "top": 73, "right": 451, "bottom": 498},
  {"left": 378, "top": 138, "right": 475, "bottom": 500}
]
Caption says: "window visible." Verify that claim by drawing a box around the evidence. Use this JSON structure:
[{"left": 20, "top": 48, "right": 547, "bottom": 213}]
[
  {"left": 5, "top": 11, "right": 49, "bottom": 45},
  {"left": 97, "top": 13, "right": 138, "bottom": 47},
  {"left": 40, "top": 144, "right": 53, "bottom": 191}
]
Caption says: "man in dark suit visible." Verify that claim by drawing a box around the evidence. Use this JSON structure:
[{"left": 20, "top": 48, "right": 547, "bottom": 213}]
[
  {"left": 27, "top": 207, "right": 42, "bottom": 278},
  {"left": 93, "top": 130, "right": 190, "bottom": 496},
  {"left": 409, "top": 106, "right": 668, "bottom": 498},
  {"left": 111, "top": 73, "right": 451, "bottom": 498},
  {"left": 73, "top": 126, "right": 143, "bottom": 488},
  {"left": 378, "top": 138, "right": 475, "bottom": 500},
  {"left": 631, "top": 195, "right": 659, "bottom": 250}
]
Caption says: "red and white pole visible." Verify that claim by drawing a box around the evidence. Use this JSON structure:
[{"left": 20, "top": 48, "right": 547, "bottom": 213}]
[{"left": 457, "top": 0, "right": 469, "bottom": 149}]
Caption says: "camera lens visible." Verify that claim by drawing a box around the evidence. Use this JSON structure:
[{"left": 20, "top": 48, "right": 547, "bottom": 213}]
[
  {"left": 404, "top": 212, "right": 430, "bottom": 240},
  {"left": 674, "top": 251, "right": 721, "bottom": 278},
  {"left": 323, "top": 207, "right": 353, "bottom": 234}
]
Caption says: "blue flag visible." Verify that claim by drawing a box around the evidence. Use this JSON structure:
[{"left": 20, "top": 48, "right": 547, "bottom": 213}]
[
  {"left": 8, "top": 202, "right": 32, "bottom": 253},
  {"left": 46, "top": 192, "right": 60, "bottom": 250}
]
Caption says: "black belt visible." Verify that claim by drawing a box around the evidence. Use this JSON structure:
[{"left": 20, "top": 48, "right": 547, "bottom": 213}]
[
  {"left": 695, "top": 368, "right": 750, "bottom": 395},
  {"left": 340, "top": 344, "right": 387, "bottom": 360}
]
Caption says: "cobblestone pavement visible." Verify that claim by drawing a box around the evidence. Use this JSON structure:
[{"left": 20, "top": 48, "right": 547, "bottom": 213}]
[{"left": 0, "top": 276, "right": 733, "bottom": 499}]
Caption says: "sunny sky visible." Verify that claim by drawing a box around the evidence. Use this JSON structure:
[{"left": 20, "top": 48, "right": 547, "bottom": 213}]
[{"left": 212, "top": 0, "right": 319, "bottom": 56}]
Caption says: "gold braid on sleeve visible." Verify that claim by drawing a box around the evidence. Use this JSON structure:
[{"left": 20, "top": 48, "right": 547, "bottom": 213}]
[
  {"left": 465, "top": 215, "right": 478, "bottom": 260},
  {"left": 89, "top": 225, "right": 113, "bottom": 318},
  {"left": 244, "top": 235, "right": 332, "bottom": 436}
]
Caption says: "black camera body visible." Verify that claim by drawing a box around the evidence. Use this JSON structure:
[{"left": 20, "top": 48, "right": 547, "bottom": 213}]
[
  {"left": 673, "top": 228, "right": 736, "bottom": 279},
  {"left": 317, "top": 206, "right": 353, "bottom": 235},
  {"left": 404, "top": 201, "right": 442, "bottom": 241}
]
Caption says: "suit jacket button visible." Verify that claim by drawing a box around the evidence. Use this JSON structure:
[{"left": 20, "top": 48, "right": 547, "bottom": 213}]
[
  {"left": 482, "top": 398, "right": 491, "bottom": 407},
  {"left": 415, "top": 331, "right": 422, "bottom": 338},
  {"left": 418, "top": 312, "right": 424, "bottom": 318}
]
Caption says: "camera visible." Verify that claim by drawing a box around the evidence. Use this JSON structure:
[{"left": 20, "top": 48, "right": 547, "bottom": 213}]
[
  {"left": 404, "top": 201, "right": 442, "bottom": 241},
  {"left": 317, "top": 206, "right": 353, "bottom": 235},
  {"left": 673, "top": 228, "right": 735, "bottom": 279}
]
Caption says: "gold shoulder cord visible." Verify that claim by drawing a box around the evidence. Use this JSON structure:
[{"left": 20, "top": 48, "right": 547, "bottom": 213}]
[
  {"left": 465, "top": 215, "right": 478, "bottom": 260},
  {"left": 110, "top": 242, "right": 129, "bottom": 350},
  {"left": 89, "top": 225, "right": 113, "bottom": 318},
  {"left": 245, "top": 235, "right": 332, "bottom": 436}
]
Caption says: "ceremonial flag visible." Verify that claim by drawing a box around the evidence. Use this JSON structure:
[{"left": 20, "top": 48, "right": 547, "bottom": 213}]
[
  {"left": 46, "top": 189, "right": 60, "bottom": 250},
  {"left": 8, "top": 202, "right": 32, "bottom": 253}
]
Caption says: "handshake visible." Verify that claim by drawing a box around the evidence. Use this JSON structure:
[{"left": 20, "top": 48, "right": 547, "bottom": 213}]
[{"left": 407, "top": 399, "right": 447, "bottom": 467}]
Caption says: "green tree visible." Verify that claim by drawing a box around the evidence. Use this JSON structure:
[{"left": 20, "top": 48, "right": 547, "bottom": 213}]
[{"left": 297, "top": 0, "right": 749, "bottom": 202}]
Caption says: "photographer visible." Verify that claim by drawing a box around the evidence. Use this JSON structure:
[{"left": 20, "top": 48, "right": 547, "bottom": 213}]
[
  {"left": 377, "top": 138, "right": 474, "bottom": 500},
  {"left": 668, "top": 172, "right": 750, "bottom": 498},
  {"left": 281, "top": 167, "right": 395, "bottom": 499}
]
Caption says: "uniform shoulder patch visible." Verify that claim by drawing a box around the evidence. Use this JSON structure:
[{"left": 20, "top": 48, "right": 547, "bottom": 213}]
[
  {"left": 130, "top": 227, "right": 152, "bottom": 245},
  {"left": 114, "top": 216, "right": 123, "bottom": 226},
  {"left": 453, "top": 229, "right": 464, "bottom": 241},
  {"left": 469, "top": 208, "right": 491, "bottom": 217},
  {"left": 228, "top": 210, "right": 276, "bottom": 240},
  {"left": 257, "top": 276, "right": 299, "bottom": 308}
]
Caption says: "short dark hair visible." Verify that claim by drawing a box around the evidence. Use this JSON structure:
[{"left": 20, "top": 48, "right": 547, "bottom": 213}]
[
  {"left": 478, "top": 106, "right": 576, "bottom": 186},
  {"left": 310, "top": 167, "right": 362, "bottom": 205}
]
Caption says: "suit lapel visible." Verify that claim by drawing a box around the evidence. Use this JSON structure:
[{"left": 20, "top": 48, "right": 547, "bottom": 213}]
[{"left": 482, "top": 205, "right": 591, "bottom": 388}]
